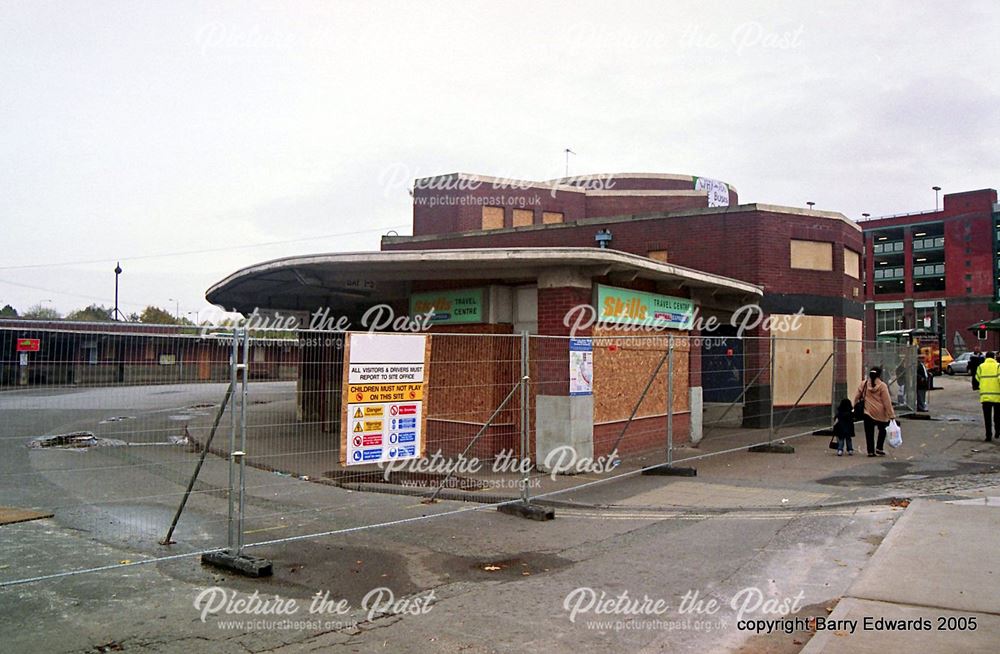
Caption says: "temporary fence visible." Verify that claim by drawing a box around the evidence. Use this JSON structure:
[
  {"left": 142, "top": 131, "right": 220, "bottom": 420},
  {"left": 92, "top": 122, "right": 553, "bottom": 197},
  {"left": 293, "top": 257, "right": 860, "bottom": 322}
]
[{"left": 0, "top": 324, "right": 918, "bottom": 586}]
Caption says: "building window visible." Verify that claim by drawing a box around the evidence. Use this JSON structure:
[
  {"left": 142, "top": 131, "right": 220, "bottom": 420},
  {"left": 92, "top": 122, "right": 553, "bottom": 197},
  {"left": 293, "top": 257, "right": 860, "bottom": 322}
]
[
  {"left": 875, "top": 308, "right": 904, "bottom": 333},
  {"left": 481, "top": 206, "right": 504, "bottom": 230},
  {"left": 790, "top": 240, "right": 833, "bottom": 271},
  {"left": 648, "top": 250, "right": 668, "bottom": 263},
  {"left": 844, "top": 248, "right": 860, "bottom": 279},
  {"left": 542, "top": 211, "right": 564, "bottom": 225},
  {"left": 512, "top": 209, "right": 533, "bottom": 227}
]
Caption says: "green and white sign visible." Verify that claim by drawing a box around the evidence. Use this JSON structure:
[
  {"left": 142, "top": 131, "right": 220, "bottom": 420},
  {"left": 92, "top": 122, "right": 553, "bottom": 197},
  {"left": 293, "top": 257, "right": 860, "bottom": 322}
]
[
  {"left": 596, "top": 285, "right": 695, "bottom": 329},
  {"left": 410, "top": 288, "right": 484, "bottom": 324}
]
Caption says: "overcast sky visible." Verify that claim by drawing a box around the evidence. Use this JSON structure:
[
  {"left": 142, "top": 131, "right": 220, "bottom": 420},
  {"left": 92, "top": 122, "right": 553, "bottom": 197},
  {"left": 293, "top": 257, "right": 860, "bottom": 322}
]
[{"left": 1, "top": 1, "right": 998, "bottom": 319}]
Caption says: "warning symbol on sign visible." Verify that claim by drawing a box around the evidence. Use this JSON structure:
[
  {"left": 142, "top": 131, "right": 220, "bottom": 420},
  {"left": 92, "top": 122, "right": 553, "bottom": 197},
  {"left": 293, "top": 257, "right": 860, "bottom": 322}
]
[
  {"left": 390, "top": 405, "right": 399, "bottom": 416},
  {"left": 353, "top": 422, "right": 362, "bottom": 432},
  {"left": 353, "top": 407, "right": 363, "bottom": 419},
  {"left": 353, "top": 435, "right": 362, "bottom": 447}
]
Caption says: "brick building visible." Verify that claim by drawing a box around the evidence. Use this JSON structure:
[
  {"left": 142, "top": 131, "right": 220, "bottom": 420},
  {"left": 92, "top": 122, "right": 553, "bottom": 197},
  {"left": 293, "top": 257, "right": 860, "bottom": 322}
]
[
  {"left": 385, "top": 172, "right": 866, "bottom": 425},
  {"left": 858, "top": 188, "right": 1000, "bottom": 354},
  {"left": 207, "top": 170, "right": 882, "bottom": 468}
]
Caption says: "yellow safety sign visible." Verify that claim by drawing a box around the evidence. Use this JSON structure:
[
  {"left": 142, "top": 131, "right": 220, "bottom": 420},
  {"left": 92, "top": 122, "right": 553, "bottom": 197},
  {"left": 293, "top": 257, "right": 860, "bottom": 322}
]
[{"left": 348, "top": 383, "right": 423, "bottom": 403}]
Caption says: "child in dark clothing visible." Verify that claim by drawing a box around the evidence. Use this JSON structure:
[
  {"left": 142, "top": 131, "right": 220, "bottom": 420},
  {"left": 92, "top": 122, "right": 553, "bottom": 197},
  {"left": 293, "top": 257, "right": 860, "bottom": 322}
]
[{"left": 834, "top": 398, "right": 855, "bottom": 456}]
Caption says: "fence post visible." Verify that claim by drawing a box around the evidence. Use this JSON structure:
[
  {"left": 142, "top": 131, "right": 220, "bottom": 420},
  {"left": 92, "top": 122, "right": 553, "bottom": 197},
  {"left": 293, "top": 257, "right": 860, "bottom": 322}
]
[
  {"left": 769, "top": 332, "right": 776, "bottom": 442},
  {"left": 203, "top": 327, "right": 273, "bottom": 576},
  {"left": 749, "top": 332, "right": 795, "bottom": 453},
  {"left": 666, "top": 335, "right": 674, "bottom": 466},
  {"left": 520, "top": 330, "right": 530, "bottom": 504},
  {"left": 643, "top": 335, "right": 696, "bottom": 476},
  {"left": 831, "top": 338, "right": 838, "bottom": 426},
  {"left": 237, "top": 327, "right": 249, "bottom": 553},
  {"left": 226, "top": 328, "right": 238, "bottom": 551}
]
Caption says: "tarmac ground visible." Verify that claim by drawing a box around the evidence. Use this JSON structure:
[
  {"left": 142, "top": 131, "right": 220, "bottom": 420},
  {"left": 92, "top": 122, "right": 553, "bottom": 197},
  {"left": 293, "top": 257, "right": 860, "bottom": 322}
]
[{"left": 1, "top": 372, "right": 998, "bottom": 652}]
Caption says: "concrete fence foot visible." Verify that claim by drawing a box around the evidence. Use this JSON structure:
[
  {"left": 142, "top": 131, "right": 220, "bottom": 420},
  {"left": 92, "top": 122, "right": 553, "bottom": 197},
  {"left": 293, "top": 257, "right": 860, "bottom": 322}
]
[
  {"left": 202, "top": 550, "right": 273, "bottom": 577},
  {"left": 748, "top": 443, "right": 795, "bottom": 454},
  {"left": 642, "top": 464, "right": 697, "bottom": 477},
  {"left": 497, "top": 502, "right": 554, "bottom": 521}
]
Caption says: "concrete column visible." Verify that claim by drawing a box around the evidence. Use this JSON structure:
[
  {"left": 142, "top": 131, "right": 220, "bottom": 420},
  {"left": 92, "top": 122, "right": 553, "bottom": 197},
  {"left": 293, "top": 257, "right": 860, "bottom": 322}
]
[{"left": 534, "top": 271, "right": 595, "bottom": 471}]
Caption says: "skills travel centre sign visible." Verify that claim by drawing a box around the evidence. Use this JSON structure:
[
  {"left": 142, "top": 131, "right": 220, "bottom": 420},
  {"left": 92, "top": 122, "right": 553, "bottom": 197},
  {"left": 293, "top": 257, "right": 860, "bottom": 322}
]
[
  {"left": 596, "top": 285, "right": 694, "bottom": 330},
  {"left": 409, "top": 288, "right": 484, "bottom": 324}
]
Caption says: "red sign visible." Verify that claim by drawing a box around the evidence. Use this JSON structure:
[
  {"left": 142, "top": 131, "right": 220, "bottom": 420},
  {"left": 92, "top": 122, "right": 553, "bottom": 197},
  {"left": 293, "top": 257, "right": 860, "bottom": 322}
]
[
  {"left": 397, "top": 404, "right": 417, "bottom": 415},
  {"left": 16, "top": 338, "right": 40, "bottom": 352},
  {"left": 362, "top": 434, "right": 382, "bottom": 446}
]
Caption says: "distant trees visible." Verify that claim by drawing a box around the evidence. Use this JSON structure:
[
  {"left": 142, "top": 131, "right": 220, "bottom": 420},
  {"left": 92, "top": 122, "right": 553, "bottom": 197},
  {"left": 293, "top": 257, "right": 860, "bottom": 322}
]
[
  {"left": 139, "top": 306, "right": 193, "bottom": 325},
  {"left": 66, "top": 304, "right": 113, "bottom": 321},
  {"left": 5, "top": 303, "right": 198, "bottom": 325},
  {"left": 21, "top": 304, "right": 61, "bottom": 320}
]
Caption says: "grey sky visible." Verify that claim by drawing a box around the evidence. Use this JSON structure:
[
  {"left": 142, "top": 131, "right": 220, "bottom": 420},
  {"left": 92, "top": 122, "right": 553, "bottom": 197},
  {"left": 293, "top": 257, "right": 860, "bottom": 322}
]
[{"left": 1, "top": 0, "right": 998, "bottom": 319}]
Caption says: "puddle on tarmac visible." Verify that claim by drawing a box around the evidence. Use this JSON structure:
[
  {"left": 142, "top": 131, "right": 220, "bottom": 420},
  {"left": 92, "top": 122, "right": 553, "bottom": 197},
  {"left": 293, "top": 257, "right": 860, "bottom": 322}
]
[{"left": 27, "top": 432, "right": 126, "bottom": 450}]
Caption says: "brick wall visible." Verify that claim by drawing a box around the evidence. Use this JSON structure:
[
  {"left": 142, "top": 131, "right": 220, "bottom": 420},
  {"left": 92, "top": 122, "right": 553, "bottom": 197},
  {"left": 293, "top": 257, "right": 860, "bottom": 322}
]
[{"left": 388, "top": 209, "right": 864, "bottom": 301}]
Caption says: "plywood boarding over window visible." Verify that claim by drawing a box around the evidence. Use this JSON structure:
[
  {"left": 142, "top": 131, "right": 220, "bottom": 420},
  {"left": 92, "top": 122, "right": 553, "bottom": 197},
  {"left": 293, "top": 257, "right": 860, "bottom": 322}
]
[
  {"left": 482, "top": 206, "right": 504, "bottom": 230},
  {"left": 647, "top": 250, "right": 668, "bottom": 263},
  {"left": 542, "top": 211, "right": 564, "bottom": 224},
  {"left": 844, "top": 248, "right": 860, "bottom": 279},
  {"left": 512, "top": 209, "right": 533, "bottom": 227},
  {"left": 425, "top": 328, "right": 517, "bottom": 424},
  {"left": 845, "top": 318, "right": 863, "bottom": 388},
  {"left": 790, "top": 239, "right": 833, "bottom": 271},
  {"left": 591, "top": 327, "right": 690, "bottom": 423},
  {"left": 773, "top": 315, "right": 833, "bottom": 406}
]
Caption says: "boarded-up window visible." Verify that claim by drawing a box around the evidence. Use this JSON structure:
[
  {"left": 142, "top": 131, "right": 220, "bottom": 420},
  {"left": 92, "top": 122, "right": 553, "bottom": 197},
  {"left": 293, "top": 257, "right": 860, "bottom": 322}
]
[
  {"left": 481, "top": 206, "right": 504, "bottom": 230},
  {"left": 844, "top": 248, "right": 860, "bottom": 278},
  {"left": 542, "top": 211, "right": 564, "bottom": 224},
  {"left": 648, "top": 250, "right": 668, "bottom": 263},
  {"left": 789, "top": 239, "right": 833, "bottom": 271},
  {"left": 773, "top": 314, "right": 833, "bottom": 406},
  {"left": 512, "top": 209, "right": 533, "bottom": 227}
]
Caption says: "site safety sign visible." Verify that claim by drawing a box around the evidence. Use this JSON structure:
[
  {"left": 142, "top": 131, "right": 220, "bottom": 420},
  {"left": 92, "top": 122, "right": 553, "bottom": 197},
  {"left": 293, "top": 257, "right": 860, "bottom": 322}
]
[{"left": 340, "top": 333, "right": 430, "bottom": 466}]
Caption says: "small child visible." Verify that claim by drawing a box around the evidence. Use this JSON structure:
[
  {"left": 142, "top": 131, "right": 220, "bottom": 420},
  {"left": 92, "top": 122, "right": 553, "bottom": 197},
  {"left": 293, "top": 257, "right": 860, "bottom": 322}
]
[{"left": 833, "top": 398, "right": 855, "bottom": 456}]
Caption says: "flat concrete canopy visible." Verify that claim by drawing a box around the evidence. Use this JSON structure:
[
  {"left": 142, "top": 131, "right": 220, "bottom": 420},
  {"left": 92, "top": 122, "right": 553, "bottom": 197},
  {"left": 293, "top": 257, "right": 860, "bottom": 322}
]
[{"left": 206, "top": 247, "right": 763, "bottom": 314}]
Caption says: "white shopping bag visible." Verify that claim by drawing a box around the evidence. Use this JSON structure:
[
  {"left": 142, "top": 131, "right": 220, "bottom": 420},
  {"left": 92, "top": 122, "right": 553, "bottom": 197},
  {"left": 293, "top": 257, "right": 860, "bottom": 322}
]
[{"left": 887, "top": 420, "right": 902, "bottom": 448}]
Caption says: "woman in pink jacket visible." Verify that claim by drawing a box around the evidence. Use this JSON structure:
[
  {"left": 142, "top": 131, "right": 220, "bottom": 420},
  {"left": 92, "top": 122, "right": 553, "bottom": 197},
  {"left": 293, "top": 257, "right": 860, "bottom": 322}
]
[{"left": 854, "top": 367, "right": 896, "bottom": 457}]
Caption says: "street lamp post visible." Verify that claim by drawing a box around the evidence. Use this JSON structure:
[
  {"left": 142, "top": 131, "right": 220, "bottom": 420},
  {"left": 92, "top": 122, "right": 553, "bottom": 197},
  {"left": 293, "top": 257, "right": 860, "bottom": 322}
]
[
  {"left": 169, "top": 298, "right": 180, "bottom": 323},
  {"left": 932, "top": 186, "right": 942, "bottom": 211},
  {"left": 806, "top": 201, "right": 816, "bottom": 211},
  {"left": 113, "top": 262, "right": 123, "bottom": 321}
]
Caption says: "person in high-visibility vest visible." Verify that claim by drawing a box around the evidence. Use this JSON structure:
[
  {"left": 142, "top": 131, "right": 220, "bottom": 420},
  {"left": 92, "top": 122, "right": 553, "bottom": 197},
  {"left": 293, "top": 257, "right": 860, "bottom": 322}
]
[{"left": 976, "top": 352, "right": 1000, "bottom": 442}]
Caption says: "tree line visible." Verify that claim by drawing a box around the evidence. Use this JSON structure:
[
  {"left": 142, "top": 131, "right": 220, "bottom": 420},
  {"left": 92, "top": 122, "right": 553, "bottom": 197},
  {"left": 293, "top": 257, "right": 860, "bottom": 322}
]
[{"left": 0, "top": 303, "right": 198, "bottom": 325}]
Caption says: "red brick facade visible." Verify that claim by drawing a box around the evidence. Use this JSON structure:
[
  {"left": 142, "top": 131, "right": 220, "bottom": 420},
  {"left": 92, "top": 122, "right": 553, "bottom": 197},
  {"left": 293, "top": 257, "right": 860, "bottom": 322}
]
[{"left": 859, "top": 188, "right": 999, "bottom": 350}]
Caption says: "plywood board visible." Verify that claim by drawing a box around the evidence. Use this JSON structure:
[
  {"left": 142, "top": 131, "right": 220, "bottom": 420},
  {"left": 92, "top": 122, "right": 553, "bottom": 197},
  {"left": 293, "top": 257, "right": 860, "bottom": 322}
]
[
  {"left": 844, "top": 248, "right": 861, "bottom": 278},
  {"left": 790, "top": 239, "right": 833, "bottom": 271},
  {"left": 845, "top": 318, "right": 864, "bottom": 390},
  {"left": 773, "top": 315, "right": 833, "bottom": 406},
  {"left": 0, "top": 507, "right": 53, "bottom": 525},
  {"left": 592, "top": 328, "right": 690, "bottom": 424},
  {"left": 512, "top": 209, "right": 533, "bottom": 227},
  {"left": 481, "top": 206, "right": 504, "bottom": 230}
]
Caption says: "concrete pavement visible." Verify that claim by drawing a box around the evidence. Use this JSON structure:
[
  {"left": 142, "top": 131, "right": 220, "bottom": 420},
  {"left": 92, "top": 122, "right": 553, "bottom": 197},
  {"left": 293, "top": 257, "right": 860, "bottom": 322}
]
[{"left": 802, "top": 499, "right": 1000, "bottom": 653}]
